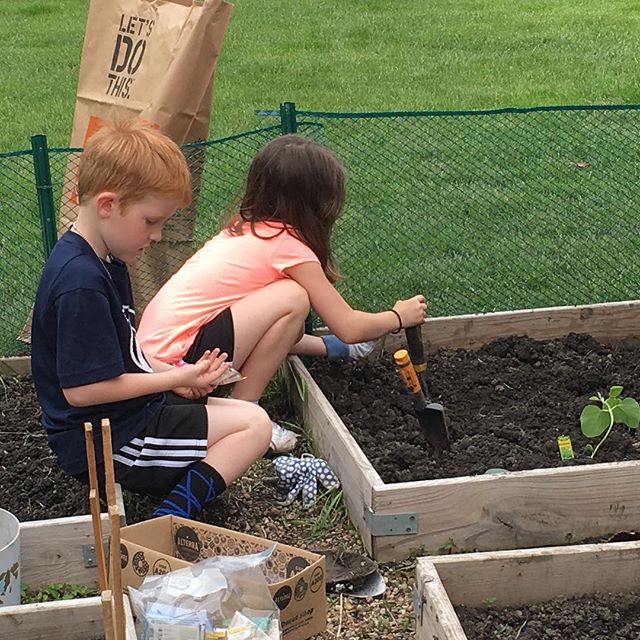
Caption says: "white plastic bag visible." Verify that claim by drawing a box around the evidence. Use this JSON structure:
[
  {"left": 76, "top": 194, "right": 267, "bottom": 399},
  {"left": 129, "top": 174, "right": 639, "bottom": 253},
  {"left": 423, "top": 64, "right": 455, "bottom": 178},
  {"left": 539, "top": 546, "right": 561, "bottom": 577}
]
[{"left": 129, "top": 546, "right": 280, "bottom": 639}]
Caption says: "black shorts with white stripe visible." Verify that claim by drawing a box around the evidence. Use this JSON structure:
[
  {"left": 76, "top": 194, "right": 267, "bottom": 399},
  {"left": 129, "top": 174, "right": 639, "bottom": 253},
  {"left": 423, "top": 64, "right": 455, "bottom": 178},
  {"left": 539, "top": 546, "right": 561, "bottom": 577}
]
[{"left": 113, "top": 392, "right": 209, "bottom": 497}]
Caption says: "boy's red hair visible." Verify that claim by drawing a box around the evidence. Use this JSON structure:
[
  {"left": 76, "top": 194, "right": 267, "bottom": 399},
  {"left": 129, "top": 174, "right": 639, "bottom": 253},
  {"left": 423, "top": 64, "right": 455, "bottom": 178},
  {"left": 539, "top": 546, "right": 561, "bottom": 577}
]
[{"left": 77, "top": 120, "right": 192, "bottom": 209}]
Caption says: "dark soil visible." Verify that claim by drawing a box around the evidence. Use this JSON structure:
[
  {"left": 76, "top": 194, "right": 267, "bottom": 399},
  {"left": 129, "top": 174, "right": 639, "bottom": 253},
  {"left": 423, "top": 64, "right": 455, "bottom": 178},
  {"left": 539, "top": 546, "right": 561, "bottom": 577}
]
[
  {"left": 309, "top": 333, "right": 640, "bottom": 483},
  {"left": 456, "top": 591, "right": 640, "bottom": 639}
]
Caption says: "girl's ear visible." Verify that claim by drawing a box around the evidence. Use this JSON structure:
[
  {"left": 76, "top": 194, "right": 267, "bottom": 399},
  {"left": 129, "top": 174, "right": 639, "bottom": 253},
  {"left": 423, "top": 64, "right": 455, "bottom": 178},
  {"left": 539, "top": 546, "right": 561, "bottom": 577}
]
[{"left": 95, "top": 191, "right": 118, "bottom": 219}]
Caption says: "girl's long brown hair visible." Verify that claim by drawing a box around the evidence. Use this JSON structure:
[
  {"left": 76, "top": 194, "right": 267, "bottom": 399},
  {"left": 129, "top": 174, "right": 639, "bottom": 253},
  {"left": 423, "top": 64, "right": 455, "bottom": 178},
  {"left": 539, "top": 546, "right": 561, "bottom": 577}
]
[{"left": 226, "top": 134, "right": 346, "bottom": 282}]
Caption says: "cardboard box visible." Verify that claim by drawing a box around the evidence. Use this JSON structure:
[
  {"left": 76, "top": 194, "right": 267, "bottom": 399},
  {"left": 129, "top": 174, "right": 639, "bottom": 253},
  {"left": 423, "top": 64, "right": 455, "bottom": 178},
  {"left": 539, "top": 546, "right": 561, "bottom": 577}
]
[{"left": 119, "top": 516, "right": 326, "bottom": 640}]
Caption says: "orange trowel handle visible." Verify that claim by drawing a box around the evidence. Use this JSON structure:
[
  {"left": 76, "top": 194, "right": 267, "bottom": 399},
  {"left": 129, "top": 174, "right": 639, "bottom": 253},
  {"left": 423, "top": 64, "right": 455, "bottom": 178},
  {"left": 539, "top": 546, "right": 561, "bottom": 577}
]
[
  {"left": 406, "top": 324, "right": 434, "bottom": 400},
  {"left": 393, "top": 349, "right": 422, "bottom": 395}
]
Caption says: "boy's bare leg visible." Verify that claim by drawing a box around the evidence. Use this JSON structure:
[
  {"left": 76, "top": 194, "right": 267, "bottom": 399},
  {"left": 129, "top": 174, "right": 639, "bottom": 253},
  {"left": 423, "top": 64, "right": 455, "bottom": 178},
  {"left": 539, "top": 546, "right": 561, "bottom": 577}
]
[
  {"left": 152, "top": 399, "right": 270, "bottom": 519},
  {"left": 229, "top": 279, "right": 310, "bottom": 401},
  {"left": 202, "top": 398, "right": 271, "bottom": 481}
]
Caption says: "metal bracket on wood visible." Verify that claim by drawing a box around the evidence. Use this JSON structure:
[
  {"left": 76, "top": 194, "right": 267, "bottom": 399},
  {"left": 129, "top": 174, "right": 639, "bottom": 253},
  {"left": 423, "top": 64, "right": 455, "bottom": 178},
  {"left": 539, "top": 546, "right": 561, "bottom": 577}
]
[
  {"left": 83, "top": 541, "right": 110, "bottom": 568},
  {"left": 82, "top": 543, "right": 98, "bottom": 568},
  {"left": 363, "top": 506, "right": 418, "bottom": 536},
  {"left": 412, "top": 584, "right": 424, "bottom": 624}
]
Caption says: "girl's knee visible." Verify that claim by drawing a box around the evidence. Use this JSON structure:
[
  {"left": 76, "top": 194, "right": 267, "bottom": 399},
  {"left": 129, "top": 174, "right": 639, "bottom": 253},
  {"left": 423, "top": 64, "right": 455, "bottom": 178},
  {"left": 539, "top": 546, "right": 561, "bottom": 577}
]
[{"left": 272, "top": 279, "right": 310, "bottom": 318}]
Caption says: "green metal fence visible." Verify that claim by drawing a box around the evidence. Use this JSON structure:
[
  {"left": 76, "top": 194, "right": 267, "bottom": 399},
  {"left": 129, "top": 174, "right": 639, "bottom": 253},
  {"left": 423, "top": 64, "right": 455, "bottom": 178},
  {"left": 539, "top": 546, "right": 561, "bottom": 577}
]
[{"left": 3, "top": 102, "right": 640, "bottom": 357}]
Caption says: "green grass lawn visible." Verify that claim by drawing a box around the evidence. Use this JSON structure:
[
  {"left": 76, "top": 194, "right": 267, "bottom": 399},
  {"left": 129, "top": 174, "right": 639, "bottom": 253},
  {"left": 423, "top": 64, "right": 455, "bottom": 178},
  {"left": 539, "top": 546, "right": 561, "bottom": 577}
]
[
  {"left": 1, "top": 0, "right": 640, "bottom": 149},
  {"left": 2, "top": 0, "right": 640, "bottom": 355}
]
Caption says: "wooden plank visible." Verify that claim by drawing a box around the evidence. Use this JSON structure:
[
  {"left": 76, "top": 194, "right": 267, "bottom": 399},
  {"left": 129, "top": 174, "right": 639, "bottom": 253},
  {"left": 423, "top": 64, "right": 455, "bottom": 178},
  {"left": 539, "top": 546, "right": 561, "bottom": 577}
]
[
  {"left": 381, "top": 300, "right": 640, "bottom": 352},
  {"left": 0, "top": 356, "right": 31, "bottom": 376},
  {"left": 123, "top": 594, "right": 137, "bottom": 639},
  {"left": 21, "top": 514, "right": 110, "bottom": 588},
  {"left": 0, "top": 596, "right": 104, "bottom": 640},
  {"left": 371, "top": 461, "right": 640, "bottom": 561},
  {"left": 286, "top": 357, "right": 382, "bottom": 554},
  {"left": 0, "top": 593, "right": 137, "bottom": 640},
  {"left": 426, "top": 540, "right": 640, "bottom": 609},
  {"left": 415, "top": 559, "right": 466, "bottom": 640}
]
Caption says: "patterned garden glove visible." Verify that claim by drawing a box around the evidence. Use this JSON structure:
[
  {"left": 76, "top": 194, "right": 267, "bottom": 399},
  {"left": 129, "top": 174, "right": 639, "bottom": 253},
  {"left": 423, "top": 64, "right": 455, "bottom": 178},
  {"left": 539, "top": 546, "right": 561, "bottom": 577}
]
[{"left": 272, "top": 454, "right": 340, "bottom": 508}]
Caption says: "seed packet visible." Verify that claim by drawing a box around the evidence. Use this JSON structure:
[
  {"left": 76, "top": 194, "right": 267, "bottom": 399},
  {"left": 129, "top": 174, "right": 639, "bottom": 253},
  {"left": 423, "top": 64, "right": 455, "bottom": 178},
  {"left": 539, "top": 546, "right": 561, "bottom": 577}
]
[
  {"left": 143, "top": 606, "right": 207, "bottom": 640},
  {"left": 217, "top": 366, "right": 246, "bottom": 386}
]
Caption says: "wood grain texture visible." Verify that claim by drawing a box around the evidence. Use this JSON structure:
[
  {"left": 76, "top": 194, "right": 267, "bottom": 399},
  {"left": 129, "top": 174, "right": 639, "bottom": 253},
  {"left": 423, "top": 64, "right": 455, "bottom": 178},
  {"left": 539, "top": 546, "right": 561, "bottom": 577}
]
[
  {"left": 415, "top": 559, "right": 467, "bottom": 640},
  {"left": 0, "top": 593, "right": 137, "bottom": 640},
  {"left": 381, "top": 300, "right": 640, "bottom": 352},
  {"left": 372, "top": 462, "right": 640, "bottom": 560},
  {"left": 424, "top": 540, "right": 640, "bottom": 608},
  {"left": 20, "top": 514, "right": 110, "bottom": 587},
  {"left": 0, "top": 597, "right": 104, "bottom": 640}
]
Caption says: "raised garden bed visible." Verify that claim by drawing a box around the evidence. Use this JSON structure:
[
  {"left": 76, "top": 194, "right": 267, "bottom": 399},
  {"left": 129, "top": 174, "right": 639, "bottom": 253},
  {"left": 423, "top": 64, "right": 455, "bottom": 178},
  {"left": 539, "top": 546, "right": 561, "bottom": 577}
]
[
  {"left": 0, "top": 514, "right": 135, "bottom": 640},
  {"left": 286, "top": 300, "right": 640, "bottom": 561},
  {"left": 414, "top": 541, "right": 640, "bottom": 639}
]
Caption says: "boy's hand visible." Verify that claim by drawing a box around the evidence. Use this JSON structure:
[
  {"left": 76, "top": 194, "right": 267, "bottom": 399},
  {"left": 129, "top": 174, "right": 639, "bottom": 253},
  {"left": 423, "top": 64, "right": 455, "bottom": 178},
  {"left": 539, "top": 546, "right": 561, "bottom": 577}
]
[
  {"left": 393, "top": 294, "right": 427, "bottom": 328},
  {"left": 172, "top": 386, "right": 211, "bottom": 400},
  {"left": 175, "top": 348, "right": 231, "bottom": 391}
]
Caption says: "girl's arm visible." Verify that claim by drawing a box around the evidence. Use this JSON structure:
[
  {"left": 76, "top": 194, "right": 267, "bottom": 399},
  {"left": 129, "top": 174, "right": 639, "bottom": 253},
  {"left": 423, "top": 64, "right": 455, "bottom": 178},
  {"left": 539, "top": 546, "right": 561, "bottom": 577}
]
[
  {"left": 285, "top": 262, "right": 426, "bottom": 343},
  {"left": 63, "top": 350, "right": 229, "bottom": 407}
]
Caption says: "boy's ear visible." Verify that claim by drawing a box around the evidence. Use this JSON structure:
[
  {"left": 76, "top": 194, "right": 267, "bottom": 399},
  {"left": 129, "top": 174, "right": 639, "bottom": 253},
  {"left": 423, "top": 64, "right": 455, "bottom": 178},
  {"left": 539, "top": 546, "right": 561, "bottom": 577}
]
[{"left": 95, "top": 191, "right": 118, "bottom": 219}]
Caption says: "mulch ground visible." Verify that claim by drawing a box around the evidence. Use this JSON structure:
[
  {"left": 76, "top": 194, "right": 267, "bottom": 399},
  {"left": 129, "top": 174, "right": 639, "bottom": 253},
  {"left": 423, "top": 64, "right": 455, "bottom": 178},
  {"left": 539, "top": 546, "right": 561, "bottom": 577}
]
[{"left": 309, "top": 333, "right": 640, "bottom": 483}]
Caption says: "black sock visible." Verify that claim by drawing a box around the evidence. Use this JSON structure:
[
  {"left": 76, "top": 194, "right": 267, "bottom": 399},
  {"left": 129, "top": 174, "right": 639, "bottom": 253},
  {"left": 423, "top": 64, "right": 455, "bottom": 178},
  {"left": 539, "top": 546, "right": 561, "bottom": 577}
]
[{"left": 152, "top": 461, "right": 226, "bottom": 519}]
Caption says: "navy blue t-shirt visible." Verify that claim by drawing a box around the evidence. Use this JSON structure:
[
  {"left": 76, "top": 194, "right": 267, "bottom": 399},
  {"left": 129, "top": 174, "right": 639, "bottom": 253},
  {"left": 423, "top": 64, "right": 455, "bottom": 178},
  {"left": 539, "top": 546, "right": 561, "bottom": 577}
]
[{"left": 31, "top": 231, "right": 164, "bottom": 476}]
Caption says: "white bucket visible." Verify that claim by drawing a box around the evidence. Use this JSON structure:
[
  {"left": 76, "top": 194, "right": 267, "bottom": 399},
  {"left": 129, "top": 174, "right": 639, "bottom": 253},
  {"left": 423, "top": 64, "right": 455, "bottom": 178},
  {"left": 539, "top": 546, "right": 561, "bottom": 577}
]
[{"left": 0, "top": 509, "right": 20, "bottom": 606}]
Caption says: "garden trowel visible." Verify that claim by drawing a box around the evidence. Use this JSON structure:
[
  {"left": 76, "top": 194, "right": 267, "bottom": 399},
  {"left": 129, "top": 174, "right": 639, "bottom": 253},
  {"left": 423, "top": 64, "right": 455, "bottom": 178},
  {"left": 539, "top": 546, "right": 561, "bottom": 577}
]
[{"left": 394, "top": 327, "right": 450, "bottom": 451}]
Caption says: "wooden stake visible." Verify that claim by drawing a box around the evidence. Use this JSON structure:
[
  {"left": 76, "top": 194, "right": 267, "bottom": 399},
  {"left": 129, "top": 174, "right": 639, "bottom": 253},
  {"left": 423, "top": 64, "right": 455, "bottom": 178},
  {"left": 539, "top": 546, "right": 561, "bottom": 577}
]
[
  {"left": 101, "top": 418, "right": 117, "bottom": 515},
  {"left": 89, "top": 488, "right": 107, "bottom": 592},
  {"left": 109, "top": 505, "right": 126, "bottom": 640},
  {"left": 84, "top": 422, "right": 107, "bottom": 592},
  {"left": 102, "top": 418, "right": 126, "bottom": 640},
  {"left": 101, "top": 589, "right": 116, "bottom": 640}
]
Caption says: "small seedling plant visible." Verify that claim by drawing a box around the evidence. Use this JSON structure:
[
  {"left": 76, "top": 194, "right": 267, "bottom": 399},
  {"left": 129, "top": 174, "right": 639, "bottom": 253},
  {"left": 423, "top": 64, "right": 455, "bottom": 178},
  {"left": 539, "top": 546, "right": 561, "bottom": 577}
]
[
  {"left": 20, "top": 582, "right": 98, "bottom": 603},
  {"left": 580, "top": 386, "right": 640, "bottom": 458}
]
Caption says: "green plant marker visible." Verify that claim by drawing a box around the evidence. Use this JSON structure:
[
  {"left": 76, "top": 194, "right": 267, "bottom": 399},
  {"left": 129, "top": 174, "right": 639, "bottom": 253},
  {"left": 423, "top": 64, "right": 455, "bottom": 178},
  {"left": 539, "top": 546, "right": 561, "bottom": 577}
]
[
  {"left": 557, "top": 435, "right": 575, "bottom": 460},
  {"left": 580, "top": 386, "right": 640, "bottom": 458}
]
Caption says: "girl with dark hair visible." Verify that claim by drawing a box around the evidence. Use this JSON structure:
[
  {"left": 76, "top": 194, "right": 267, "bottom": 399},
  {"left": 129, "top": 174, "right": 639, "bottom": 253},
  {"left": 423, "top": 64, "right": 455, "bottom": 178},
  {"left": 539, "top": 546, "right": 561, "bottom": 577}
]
[{"left": 138, "top": 135, "right": 426, "bottom": 452}]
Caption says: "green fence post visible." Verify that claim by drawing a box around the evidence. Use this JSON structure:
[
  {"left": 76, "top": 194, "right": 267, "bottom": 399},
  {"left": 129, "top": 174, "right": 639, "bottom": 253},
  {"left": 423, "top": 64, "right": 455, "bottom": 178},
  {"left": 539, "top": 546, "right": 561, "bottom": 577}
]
[
  {"left": 31, "top": 134, "right": 57, "bottom": 258},
  {"left": 279, "top": 102, "right": 298, "bottom": 134}
]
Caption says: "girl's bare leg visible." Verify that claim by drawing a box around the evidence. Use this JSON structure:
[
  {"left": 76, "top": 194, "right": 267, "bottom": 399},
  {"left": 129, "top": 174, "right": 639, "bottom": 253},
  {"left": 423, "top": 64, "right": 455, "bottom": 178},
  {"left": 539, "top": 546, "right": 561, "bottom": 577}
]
[
  {"left": 229, "top": 279, "right": 310, "bottom": 401},
  {"left": 288, "top": 334, "right": 328, "bottom": 357}
]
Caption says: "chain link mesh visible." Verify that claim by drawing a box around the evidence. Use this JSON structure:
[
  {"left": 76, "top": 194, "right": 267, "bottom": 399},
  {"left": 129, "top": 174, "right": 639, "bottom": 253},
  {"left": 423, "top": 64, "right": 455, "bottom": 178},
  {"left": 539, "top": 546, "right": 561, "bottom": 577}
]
[
  {"left": 0, "top": 150, "right": 44, "bottom": 356},
  {"left": 2, "top": 105, "right": 640, "bottom": 355},
  {"left": 286, "top": 106, "right": 640, "bottom": 321}
]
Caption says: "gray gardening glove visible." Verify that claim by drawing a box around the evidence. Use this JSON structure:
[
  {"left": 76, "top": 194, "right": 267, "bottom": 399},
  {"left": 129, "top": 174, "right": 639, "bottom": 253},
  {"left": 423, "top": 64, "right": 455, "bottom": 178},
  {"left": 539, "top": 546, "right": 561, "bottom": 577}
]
[{"left": 272, "top": 453, "right": 340, "bottom": 508}]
